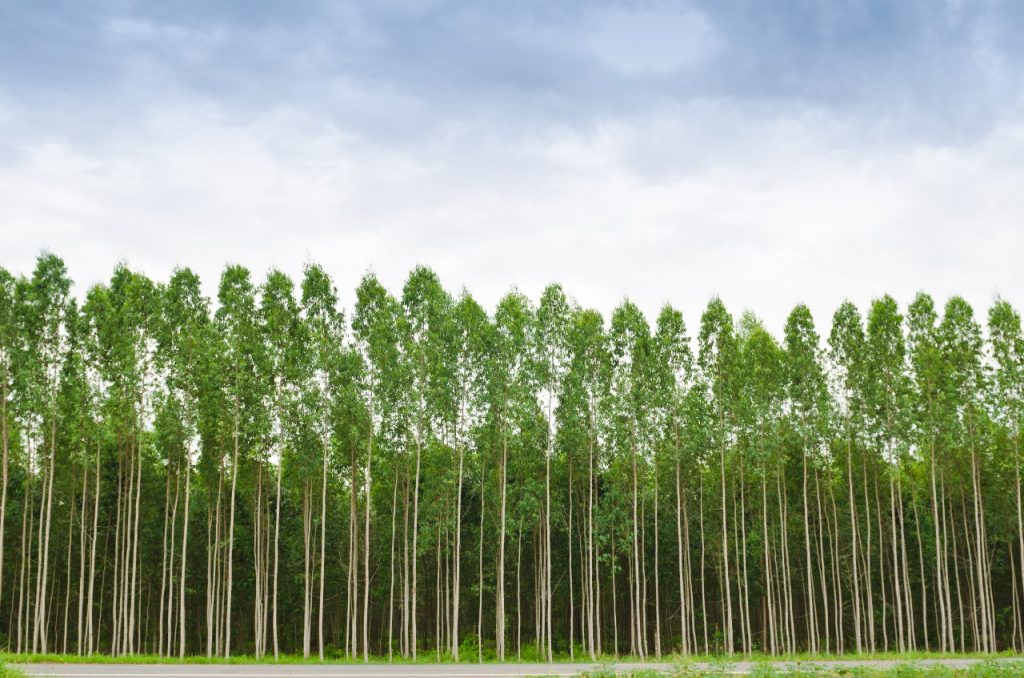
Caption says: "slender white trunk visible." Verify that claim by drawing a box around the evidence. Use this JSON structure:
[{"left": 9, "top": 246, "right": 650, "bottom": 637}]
[
  {"left": 363, "top": 395, "right": 374, "bottom": 662},
  {"left": 388, "top": 470, "right": 398, "bottom": 662},
  {"left": 412, "top": 434, "right": 421, "bottom": 659},
  {"left": 273, "top": 454, "right": 282, "bottom": 660},
  {"left": 76, "top": 462, "right": 88, "bottom": 654},
  {"left": 0, "top": 380, "right": 8, "bottom": 633},
  {"left": 477, "top": 452, "right": 486, "bottom": 663},
  {"left": 86, "top": 441, "right": 100, "bottom": 654},
  {"left": 225, "top": 408, "right": 240, "bottom": 658},
  {"left": 179, "top": 447, "right": 191, "bottom": 658},
  {"left": 497, "top": 432, "right": 508, "bottom": 660},
  {"left": 319, "top": 428, "right": 328, "bottom": 661},
  {"left": 676, "top": 463, "right": 686, "bottom": 655},
  {"left": 159, "top": 473, "right": 171, "bottom": 656}
]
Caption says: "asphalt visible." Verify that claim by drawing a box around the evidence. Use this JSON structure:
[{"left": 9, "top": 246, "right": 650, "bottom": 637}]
[{"left": 10, "top": 657, "right": 1023, "bottom": 676}]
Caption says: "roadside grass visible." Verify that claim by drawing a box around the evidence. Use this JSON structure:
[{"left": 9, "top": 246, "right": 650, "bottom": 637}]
[
  {"left": 4, "top": 650, "right": 1024, "bottom": 678},
  {"left": 0, "top": 658, "right": 26, "bottom": 678},
  {"left": 580, "top": 659, "right": 1024, "bottom": 676},
  {"left": 3, "top": 649, "right": 1022, "bottom": 665}
]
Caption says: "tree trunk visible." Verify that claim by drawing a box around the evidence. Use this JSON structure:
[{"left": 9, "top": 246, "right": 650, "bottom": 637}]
[
  {"left": 544, "top": 396, "right": 553, "bottom": 662},
  {"left": 497, "top": 431, "right": 508, "bottom": 661},
  {"left": 803, "top": 446, "right": 816, "bottom": 653},
  {"left": 0, "top": 380, "right": 8, "bottom": 637},
  {"left": 477, "top": 451, "right": 486, "bottom": 663},
  {"left": 653, "top": 457, "right": 661, "bottom": 658},
  {"left": 388, "top": 469, "right": 398, "bottom": 662},
  {"left": 179, "top": 445, "right": 191, "bottom": 658},
  {"left": 87, "top": 442, "right": 99, "bottom": 654},
  {"left": 412, "top": 434, "right": 422, "bottom": 660},
  {"left": 225, "top": 408, "right": 240, "bottom": 658},
  {"left": 452, "top": 432, "right": 462, "bottom": 661},
  {"left": 676, "top": 463, "right": 687, "bottom": 655},
  {"left": 76, "top": 461, "right": 88, "bottom": 654},
  {"left": 159, "top": 471, "right": 171, "bottom": 656},
  {"left": 273, "top": 455, "right": 282, "bottom": 660},
  {"left": 319, "top": 429, "right": 328, "bottom": 661},
  {"left": 719, "top": 429, "right": 732, "bottom": 654},
  {"left": 848, "top": 435, "right": 862, "bottom": 653},
  {"left": 363, "top": 404, "right": 374, "bottom": 662}
]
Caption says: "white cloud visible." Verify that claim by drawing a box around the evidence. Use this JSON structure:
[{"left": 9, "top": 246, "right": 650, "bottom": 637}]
[{"left": 1, "top": 98, "right": 1021, "bottom": 335}]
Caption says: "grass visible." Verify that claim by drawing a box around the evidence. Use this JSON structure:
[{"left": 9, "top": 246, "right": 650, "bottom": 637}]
[
  {"left": 3, "top": 649, "right": 1022, "bottom": 664},
  {"left": 578, "top": 660, "right": 1024, "bottom": 677},
  {"left": 0, "top": 658, "right": 26, "bottom": 678},
  {"left": 4, "top": 651, "right": 1024, "bottom": 678}
]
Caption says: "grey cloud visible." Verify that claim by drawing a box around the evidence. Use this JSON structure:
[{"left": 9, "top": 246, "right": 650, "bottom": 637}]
[{"left": 6, "top": 0, "right": 1024, "bottom": 149}]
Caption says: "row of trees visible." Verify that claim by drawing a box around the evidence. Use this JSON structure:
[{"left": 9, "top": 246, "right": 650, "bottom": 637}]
[{"left": 0, "top": 253, "right": 1023, "bottom": 659}]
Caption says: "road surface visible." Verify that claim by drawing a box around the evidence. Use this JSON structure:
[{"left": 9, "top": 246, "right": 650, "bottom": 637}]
[{"left": 11, "top": 658, "right": 1023, "bottom": 676}]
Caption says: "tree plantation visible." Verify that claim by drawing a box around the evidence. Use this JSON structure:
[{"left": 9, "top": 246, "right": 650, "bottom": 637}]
[{"left": 2, "top": 253, "right": 1024, "bottom": 661}]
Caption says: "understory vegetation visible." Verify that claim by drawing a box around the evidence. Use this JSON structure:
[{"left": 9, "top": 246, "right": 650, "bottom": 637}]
[{"left": 1, "top": 253, "right": 1024, "bottom": 660}]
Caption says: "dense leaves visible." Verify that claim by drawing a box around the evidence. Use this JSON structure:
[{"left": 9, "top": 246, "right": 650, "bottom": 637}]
[{"left": 1, "top": 253, "right": 1023, "bottom": 659}]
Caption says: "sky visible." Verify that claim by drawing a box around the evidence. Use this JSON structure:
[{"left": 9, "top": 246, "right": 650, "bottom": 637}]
[{"left": 2, "top": 0, "right": 1023, "bottom": 334}]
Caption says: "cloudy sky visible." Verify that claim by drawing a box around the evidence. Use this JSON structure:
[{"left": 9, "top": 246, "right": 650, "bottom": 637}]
[{"left": 2, "top": 0, "right": 1023, "bottom": 332}]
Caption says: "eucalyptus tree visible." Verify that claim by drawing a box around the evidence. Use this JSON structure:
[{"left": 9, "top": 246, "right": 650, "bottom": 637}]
[
  {"left": 726, "top": 312, "right": 762, "bottom": 654},
  {"left": 783, "top": 304, "right": 830, "bottom": 652},
  {"left": 865, "top": 296, "right": 913, "bottom": 652},
  {"left": 54, "top": 297, "right": 90, "bottom": 656},
  {"left": 7, "top": 254, "right": 1024, "bottom": 657},
  {"left": 354, "top": 272, "right": 405, "bottom": 660},
  {"left": 649, "top": 305, "right": 691, "bottom": 657},
  {"left": 445, "top": 292, "right": 490, "bottom": 660},
  {"left": 555, "top": 307, "right": 591, "bottom": 656},
  {"left": 258, "top": 270, "right": 305, "bottom": 659},
  {"left": 829, "top": 301, "right": 871, "bottom": 652},
  {"left": 299, "top": 262, "right": 352, "bottom": 659},
  {"left": 112, "top": 266, "right": 161, "bottom": 656},
  {"left": 607, "top": 300, "right": 655, "bottom": 658},
  {"left": 77, "top": 283, "right": 114, "bottom": 655},
  {"left": 490, "top": 291, "right": 536, "bottom": 660},
  {"left": 988, "top": 299, "right": 1024, "bottom": 649},
  {"left": 939, "top": 297, "right": 995, "bottom": 652},
  {"left": 697, "top": 298, "right": 738, "bottom": 653},
  {"left": 533, "top": 285, "right": 570, "bottom": 661},
  {"left": 0, "top": 268, "right": 16, "bottom": 624},
  {"left": 79, "top": 264, "right": 161, "bottom": 656},
  {"left": 215, "top": 265, "right": 267, "bottom": 657},
  {"left": 156, "top": 268, "right": 211, "bottom": 657},
  {"left": 908, "top": 293, "right": 953, "bottom": 651},
  {"left": 737, "top": 316, "right": 786, "bottom": 654},
  {"left": 560, "top": 307, "right": 610, "bottom": 659},
  {"left": 400, "top": 266, "right": 452, "bottom": 659},
  {"left": 16, "top": 254, "right": 73, "bottom": 654}
]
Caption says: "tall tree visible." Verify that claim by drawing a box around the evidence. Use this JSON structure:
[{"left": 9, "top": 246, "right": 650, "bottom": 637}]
[
  {"left": 400, "top": 266, "right": 451, "bottom": 660},
  {"left": 490, "top": 291, "right": 536, "bottom": 661},
  {"left": 301, "top": 263, "right": 350, "bottom": 660},
  {"left": 2, "top": 254, "right": 1024, "bottom": 659},
  {"left": 939, "top": 297, "right": 995, "bottom": 652},
  {"left": 989, "top": 299, "right": 1024, "bottom": 651},
  {"left": 784, "top": 304, "right": 829, "bottom": 653},
  {"left": 534, "top": 285, "right": 570, "bottom": 661},
  {"left": 0, "top": 269, "right": 16, "bottom": 626},
  {"left": 215, "top": 265, "right": 266, "bottom": 658},
  {"left": 698, "top": 298, "right": 738, "bottom": 653},
  {"left": 158, "top": 268, "right": 211, "bottom": 657}
]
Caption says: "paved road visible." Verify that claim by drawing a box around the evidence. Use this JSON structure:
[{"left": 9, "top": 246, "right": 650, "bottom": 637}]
[{"left": 11, "top": 658, "right": 1024, "bottom": 676}]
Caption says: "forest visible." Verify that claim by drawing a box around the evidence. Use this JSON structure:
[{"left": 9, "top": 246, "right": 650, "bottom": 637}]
[{"left": 0, "top": 252, "right": 1022, "bottom": 661}]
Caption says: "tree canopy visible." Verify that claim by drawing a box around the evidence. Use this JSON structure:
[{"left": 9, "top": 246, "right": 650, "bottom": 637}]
[{"left": 0, "top": 253, "right": 1022, "bottom": 659}]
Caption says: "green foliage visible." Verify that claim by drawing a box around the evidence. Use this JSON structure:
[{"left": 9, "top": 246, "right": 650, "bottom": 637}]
[{"left": 1, "top": 252, "right": 1024, "bottom": 664}]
